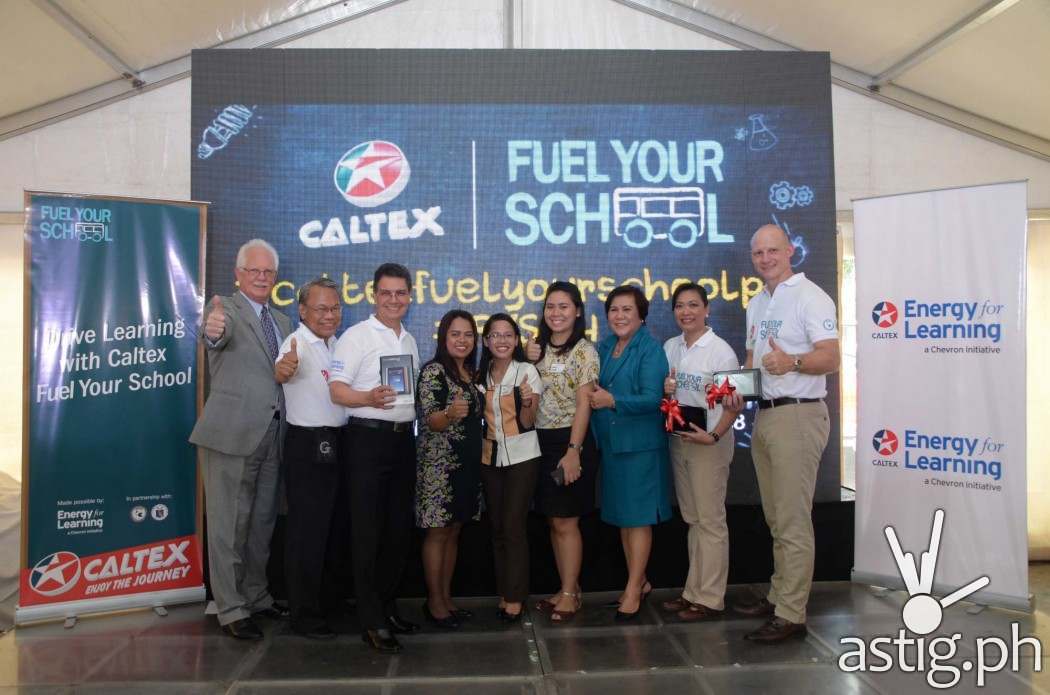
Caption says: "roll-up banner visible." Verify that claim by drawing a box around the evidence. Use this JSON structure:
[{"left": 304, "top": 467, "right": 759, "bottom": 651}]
[
  {"left": 18, "top": 192, "right": 207, "bottom": 624},
  {"left": 853, "top": 181, "right": 1028, "bottom": 610}
]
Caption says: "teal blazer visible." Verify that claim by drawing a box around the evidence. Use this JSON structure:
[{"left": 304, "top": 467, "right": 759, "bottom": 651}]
[
  {"left": 591, "top": 325, "right": 669, "bottom": 454},
  {"left": 591, "top": 325, "right": 671, "bottom": 527}
]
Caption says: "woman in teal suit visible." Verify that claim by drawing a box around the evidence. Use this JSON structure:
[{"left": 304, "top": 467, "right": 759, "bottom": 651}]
[{"left": 589, "top": 285, "right": 672, "bottom": 621}]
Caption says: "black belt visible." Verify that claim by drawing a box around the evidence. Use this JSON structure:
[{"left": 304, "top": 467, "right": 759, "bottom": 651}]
[
  {"left": 347, "top": 416, "right": 413, "bottom": 433},
  {"left": 758, "top": 397, "right": 822, "bottom": 410},
  {"left": 287, "top": 423, "right": 342, "bottom": 433}
]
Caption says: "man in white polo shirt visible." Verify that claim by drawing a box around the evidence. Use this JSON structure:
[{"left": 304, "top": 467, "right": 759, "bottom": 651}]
[
  {"left": 275, "top": 277, "right": 346, "bottom": 640},
  {"left": 329, "top": 262, "right": 420, "bottom": 654},
  {"left": 736, "top": 224, "right": 840, "bottom": 643}
]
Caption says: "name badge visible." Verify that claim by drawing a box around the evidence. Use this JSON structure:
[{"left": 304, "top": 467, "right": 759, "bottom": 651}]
[{"left": 549, "top": 363, "right": 566, "bottom": 374}]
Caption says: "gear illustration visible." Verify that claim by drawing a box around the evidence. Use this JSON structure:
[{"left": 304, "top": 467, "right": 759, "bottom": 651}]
[
  {"left": 794, "top": 185, "right": 814, "bottom": 207},
  {"left": 769, "top": 181, "right": 795, "bottom": 210}
]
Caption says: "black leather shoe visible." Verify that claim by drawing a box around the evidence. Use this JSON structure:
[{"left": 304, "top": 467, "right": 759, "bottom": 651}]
[
  {"left": 422, "top": 602, "right": 460, "bottom": 629},
  {"left": 614, "top": 607, "right": 641, "bottom": 622},
  {"left": 452, "top": 608, "right": 474, "bottom": 620},
  {"left": 293, "top": 622, "right": 337, "bottom": 640},
  {"left": 744, "top": 616, "right": 808, "bottom": 643},
  {"left": 498, "top": 608, "right": 523, "bottom": 623},
  {"left": 362, "top": 628, "right": 402, "bottom": 653},
  {"left": 387, "top": 613, "right": 420, "bottom": 634},
  {"left": 253, "top": 605, "right": 290, "bottom": 620},
  {"left": 222, "top": 617, "right": 263, "bottom": 640}
]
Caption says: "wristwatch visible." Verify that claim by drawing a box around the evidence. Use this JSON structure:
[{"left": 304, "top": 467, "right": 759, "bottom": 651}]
[
  {"left": 710, "top": 431, "right": 721, "bottom": 443},
  {"left": 567, "top": 442, "right": 581, "bottom": 451},
  {"left": 792, "top": 357, "right": 803, "bottom": 372}
]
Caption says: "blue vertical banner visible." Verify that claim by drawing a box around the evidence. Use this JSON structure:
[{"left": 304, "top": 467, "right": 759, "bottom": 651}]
[{"left": 19, "top": 192, "right": 207, "bottom": 623}]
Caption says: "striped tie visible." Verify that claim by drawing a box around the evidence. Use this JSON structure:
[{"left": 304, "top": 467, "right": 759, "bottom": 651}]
[{"left": 260, "top": 305, "right": 279, "bottom": 361}]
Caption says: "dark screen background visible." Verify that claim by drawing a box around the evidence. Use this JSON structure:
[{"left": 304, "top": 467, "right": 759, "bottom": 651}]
[{"left": 191, "top": 48, "right": 840, "bottom": 503}]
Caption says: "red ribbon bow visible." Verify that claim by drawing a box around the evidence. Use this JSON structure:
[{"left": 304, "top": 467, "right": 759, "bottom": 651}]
[
  {"left": 705, "top": 378, "right": 736, "bottom": 409},
  {"left": 660, "top": 398, "right": 685, "bottom": 433}
]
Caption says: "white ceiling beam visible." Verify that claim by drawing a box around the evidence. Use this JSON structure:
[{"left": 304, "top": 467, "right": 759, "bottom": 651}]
[
  {"left": 617, "top": 0, "right": 1050, "bottom": 162},
  {"left": 0, "top": 0, "right": 407, "bottom": 142},
  {"left": 30, "top": 0, "right": 142, "bottom": 84},
  {"left": 870, "top": 0, "right": 1023, "bottom": 87}
]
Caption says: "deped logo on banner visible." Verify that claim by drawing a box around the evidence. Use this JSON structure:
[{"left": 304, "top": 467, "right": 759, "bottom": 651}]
[
  {"left": 869, "top": 299, "right": 1004, "bottom": 348},
  {"left": 839, "top": 510, "right": 1041, "bottom": 689},
  {"left": 869, "top": 427, "right": 1004, "bottom": 486},
  {"left": 299, "top": 140, "right": 444, "bottom": 248}
]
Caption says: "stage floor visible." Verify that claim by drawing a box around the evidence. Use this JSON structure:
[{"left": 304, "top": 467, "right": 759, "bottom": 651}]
[{"left": 2, "top": 575, "right": 1049, "bottom": 694}]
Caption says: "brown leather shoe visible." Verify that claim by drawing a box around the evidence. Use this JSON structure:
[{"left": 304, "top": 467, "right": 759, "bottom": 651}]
[
  {"left": 733, "top": 596, "right": 775, "bottom": 617},
  {"left": 744, "top": 616, "right": 807, "bottom": 643},
  {"left": 660, "top": 596, "right": 692, "bottom": 612},
  {"left": 676, "top": 603, "right": 724, "bottom": 622}
]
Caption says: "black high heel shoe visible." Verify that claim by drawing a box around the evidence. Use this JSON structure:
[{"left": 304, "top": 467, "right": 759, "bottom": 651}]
[
  {"left": 422, "top": 602, "right": 460, "bottom": 629},
  {"left": 604, "top": 582, "right": 652, "bottom": 608}
]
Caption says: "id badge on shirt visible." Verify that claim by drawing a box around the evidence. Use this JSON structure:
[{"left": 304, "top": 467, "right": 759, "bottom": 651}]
[{"left": 549, "top": 363, "right": 566, "bottom": 374}]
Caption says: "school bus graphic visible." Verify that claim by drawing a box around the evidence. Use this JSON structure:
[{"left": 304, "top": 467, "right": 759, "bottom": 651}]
[{"left": 612, "top": 187, "right": 705, "bottom": 249}]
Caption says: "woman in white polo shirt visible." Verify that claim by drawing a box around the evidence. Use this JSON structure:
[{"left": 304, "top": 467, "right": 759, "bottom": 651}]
[{"left": 660, "top": 283, "right": 743, "bottom": 622}]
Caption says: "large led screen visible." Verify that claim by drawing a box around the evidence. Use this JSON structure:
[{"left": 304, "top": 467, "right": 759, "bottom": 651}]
[{"left": 191, "top": 49, "right": 840, "bottom": 503}]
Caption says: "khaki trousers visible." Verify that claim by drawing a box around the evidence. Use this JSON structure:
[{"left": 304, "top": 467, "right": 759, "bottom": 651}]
[
  {"left": 669, "top": 433, "right": 734, "bottom": 610},
  {"left": 751, "top": 400, "right": 830, "bottom": 624}
]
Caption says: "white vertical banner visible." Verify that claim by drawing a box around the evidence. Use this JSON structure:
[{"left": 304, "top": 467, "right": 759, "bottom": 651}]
[{"left": 853, "top": 181, "right": 1028, "bottom": 610}]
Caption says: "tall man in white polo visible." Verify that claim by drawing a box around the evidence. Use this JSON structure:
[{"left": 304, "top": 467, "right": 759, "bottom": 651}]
[
  {"left": 190, "top": 239, "right": 291, "bottom": 639},
  {"left": 329, "top": 262, "right": 420, "bottom": 654},
  {"left": 275, "top": 277, "right": 346, "bottom": 640},
  {"left": 737, "top": 224, "right": 840, "bottom": 643}
]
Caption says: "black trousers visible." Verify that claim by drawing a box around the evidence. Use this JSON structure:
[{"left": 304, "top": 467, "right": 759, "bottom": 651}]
[
  {"left": 480, "top": 455, "right": 539, "bottom": 603},
  {"left": 283, "top": 424, "right": 345, "bottom": 632},
  {"left": 345, "top": 423, "right": 416, "bottom": 631}
]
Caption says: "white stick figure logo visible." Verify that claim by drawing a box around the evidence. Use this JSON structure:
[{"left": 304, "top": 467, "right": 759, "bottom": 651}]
[{"left": 884, "top": 508, "right": 990, "bottom": 635}]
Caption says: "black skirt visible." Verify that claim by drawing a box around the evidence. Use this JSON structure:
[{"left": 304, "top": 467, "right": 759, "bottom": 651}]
[{"left": 534, "top": 426, "right": 598, "bottom": 518}]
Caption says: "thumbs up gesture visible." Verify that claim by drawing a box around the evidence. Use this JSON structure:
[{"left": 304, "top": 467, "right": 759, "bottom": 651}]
[
  {"left": 525, "top": 335, "right": 541, "bottom": 362},
  {"left": 761, "top": 336, "right": 793, "bottom": 375},
  {"left": 204, "top": 295, "right": 226, "bottom": 341},
  {"left": 519, "top": 374, "right": 535, "bottom": 408},
  {"left": 446, "top": 392, "right": 470, "bottom": 421},
  {"left": 276, "top": 337, "right": 299, "bottom": 381},
  {"left": 664, "top": 367, "right": 678, "bottom": 396}
]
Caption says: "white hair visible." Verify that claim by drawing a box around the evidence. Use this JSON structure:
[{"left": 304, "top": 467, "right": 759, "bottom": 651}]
[{"left": 236, "top": 238, "right": 279, "bottom": 270}]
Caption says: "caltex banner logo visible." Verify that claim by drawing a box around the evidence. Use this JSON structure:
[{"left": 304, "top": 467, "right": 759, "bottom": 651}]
[
  {"left": 29, "top": 551, "right": 82, "bottom": 596},
  {"left": 873, "top": 429, "right": 899, "bottom": 456},
  {"left": 334, "top": 140, "right": 411, "bottom": 208},
  {"left": 872, "top": 301, "right": 898, "bottom": 328}
]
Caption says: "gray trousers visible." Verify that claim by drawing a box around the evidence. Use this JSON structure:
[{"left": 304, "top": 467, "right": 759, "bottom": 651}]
[{"left": 200, "top": 418, "right": 282, "bottom": 625}]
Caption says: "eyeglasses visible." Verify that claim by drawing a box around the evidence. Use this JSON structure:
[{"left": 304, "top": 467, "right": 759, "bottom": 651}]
[
  {"left": 240, "top": 267, "right": 276, "bottom": 280},
  {"left": 376, "top": 289, "right": 410, "bottom": 300},
  {"left": 306, "top": 304, "right": 341, "bottom": 315}
]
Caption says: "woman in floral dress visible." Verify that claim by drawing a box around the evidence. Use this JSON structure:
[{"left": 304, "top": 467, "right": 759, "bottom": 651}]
[{"left": 415, "top": 309, "right": 482, "bottom": 629}]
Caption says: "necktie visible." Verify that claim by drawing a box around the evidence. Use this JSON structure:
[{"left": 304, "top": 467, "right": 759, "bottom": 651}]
[{"left": 260, "top": 305, "right": 279, "bottom": 362}]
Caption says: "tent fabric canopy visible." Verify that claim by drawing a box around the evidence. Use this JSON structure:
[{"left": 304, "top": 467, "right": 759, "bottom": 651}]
[{"left": 1, "top": 0, "right": 1048, "bottom": 157}]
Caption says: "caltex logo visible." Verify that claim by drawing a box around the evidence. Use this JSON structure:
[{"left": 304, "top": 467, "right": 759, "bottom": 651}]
[
  {"left": 29, "top": 551, "right": 81, "bottom": 596},
  {"left": 872, "top": 301, "right": 898, "bottom": 328},
  {"left": 873, "top": 429, "right": 899, "bottom": 456},
  {"left": 333, "top": 140, "right": 411, "bottom": 208}
]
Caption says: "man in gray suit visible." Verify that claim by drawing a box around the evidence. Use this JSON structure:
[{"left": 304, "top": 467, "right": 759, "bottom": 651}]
[{"left": 190, "top": 238, "right": 292, "bottom": 639}]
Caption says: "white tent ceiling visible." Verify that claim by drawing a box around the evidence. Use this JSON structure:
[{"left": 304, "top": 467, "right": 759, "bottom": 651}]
[{"left": 1, "top": 0, "right": 1048, "bottom": 160}]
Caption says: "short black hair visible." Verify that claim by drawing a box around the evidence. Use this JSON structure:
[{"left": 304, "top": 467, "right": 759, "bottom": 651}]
[
  {"left": 671, "top": 282, "right": 709, "bottom": 308},
  {"left": 604, "top": 285, "right": 649, "bottom": 321},
  {"left": 373, "top": 262, "right": 412, "bottom": 292},
  {"left": 297, "top": 276, "right": 339, "bottom": 306}
]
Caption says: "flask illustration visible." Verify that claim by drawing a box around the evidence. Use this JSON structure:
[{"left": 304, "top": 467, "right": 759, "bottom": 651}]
[{"left": 748, "top": 114, "right": 778, "bottom": 151}]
